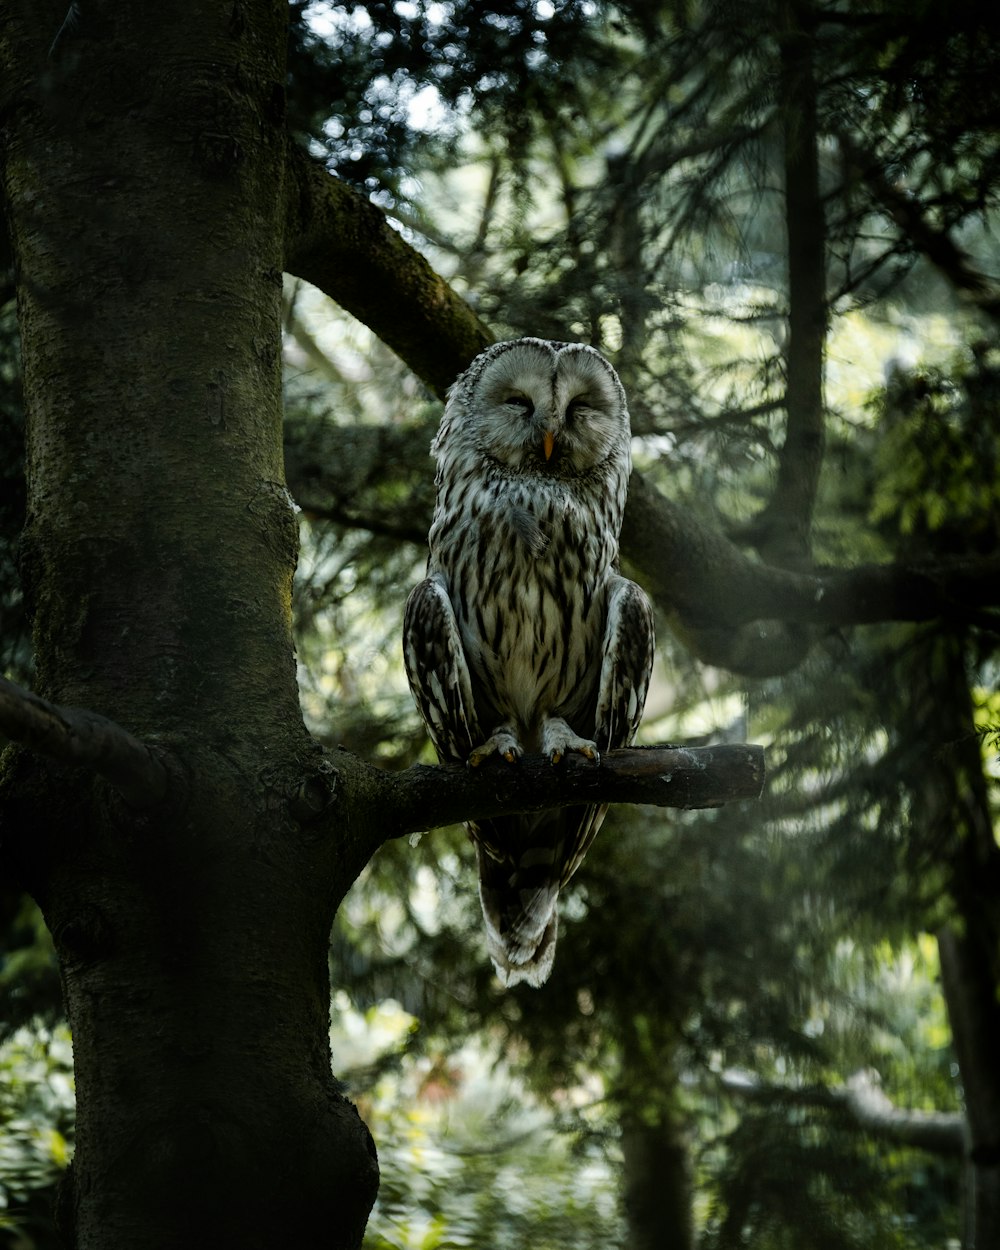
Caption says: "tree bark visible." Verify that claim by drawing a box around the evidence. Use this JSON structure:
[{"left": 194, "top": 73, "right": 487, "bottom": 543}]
[
  {"left": 0, "top": 675, "right": 168, "bottom": 806},
  {"left": 0, "top": 3, "right": 378, "bottom": 1245}
]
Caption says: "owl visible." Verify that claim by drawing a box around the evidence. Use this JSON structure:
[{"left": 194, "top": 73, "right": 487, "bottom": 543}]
[{"left": 403, "top": 338, "right": 654, "bottom": 987}]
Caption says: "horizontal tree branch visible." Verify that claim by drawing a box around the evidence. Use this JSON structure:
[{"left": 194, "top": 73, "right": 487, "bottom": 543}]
[
  {"left": 351, "top": 743, "right": 765, "bottom": 846},
  {"left": 721, "top": 1067, "right": 966, "bottom": 1157},
  {"left": 282, "top": 418, "right": 1000, "bottom": 673},
  {"left": 622, "top": 472, "right": 1000, "bottom": 639},
  {"left": 0, "top": 676, "right": 168, "bottom": 808}
]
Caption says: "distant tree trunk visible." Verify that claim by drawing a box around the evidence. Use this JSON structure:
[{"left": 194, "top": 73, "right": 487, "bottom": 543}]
[
  {"left": 939, "top": 927, "right": 1000, "bottom": 1250},
  {"left": 904, "top": 632, "right": 1000, "bottom": 1250},
  {"left": 621, "top": 1115, "right": 694, "bottom": 1250},
  {"left": 0, "top": 2, "right": 378, "bottom": 1245},
  {"left": 754, "top": 0, "right": 826, "bottom": 564},
  {"left": 605, "top": 147, "right": 648, "bottom": 393},
  {"left": 619, "top": 1024, "right": 694, "bottom": 1250},
  {"left": 932, "top": 644, "right": 1000, "bottom": 1250}
]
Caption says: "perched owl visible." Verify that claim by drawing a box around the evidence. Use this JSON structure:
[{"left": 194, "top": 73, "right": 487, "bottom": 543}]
[{"left": 403, "top": 338, "right": 654, "bottom": 987}]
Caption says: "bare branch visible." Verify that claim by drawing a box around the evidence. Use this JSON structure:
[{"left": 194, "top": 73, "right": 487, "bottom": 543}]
[
  {"left": 839, "top": 133, "right": 1000, "bottom": 325},
  {"left": 355, "top": 743, "right": 766, "bottom": 845},
  {"left": 721, "top": 1067, "right": 966, "bottom": 1157},
  {"left": 0, "top": 676, "right": 168, "bottom": 808}
]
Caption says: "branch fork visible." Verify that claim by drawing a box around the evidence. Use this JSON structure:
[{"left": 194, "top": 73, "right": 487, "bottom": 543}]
[{"left": 0, "top": 676, "right": 169, "bottom": 809}]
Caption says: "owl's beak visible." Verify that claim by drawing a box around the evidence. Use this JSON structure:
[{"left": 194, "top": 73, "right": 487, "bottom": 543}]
[{"left": 542, "top": 430, "right": 556, "bottom": 461}]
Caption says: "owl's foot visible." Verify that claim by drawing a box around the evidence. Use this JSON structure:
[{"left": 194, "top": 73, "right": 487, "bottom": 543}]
[
  {"left": 469, "top": 727, "right": 523, "bottom": 767},
  {"left": 542, "top": 718, "right": 599, "bottom": 766}
]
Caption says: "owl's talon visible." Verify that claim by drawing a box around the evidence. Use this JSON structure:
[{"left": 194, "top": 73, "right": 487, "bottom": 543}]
[
  {"left": 541, "top": 718, "right": 598, "bottom": 765},
  {"left": 469, "top": 728, "right": 523, "bottom": 768}
]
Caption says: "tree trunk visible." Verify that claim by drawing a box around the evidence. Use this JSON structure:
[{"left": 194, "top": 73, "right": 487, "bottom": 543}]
[
  {"left": 618, "top": 1024, "right": 694, "bottom": 1250},
  {"left": 903, "top": 632, "right": 1000, "bottom": 1249},
  {"left": 621, "top": 1115, "right": 694, "bottom": 1250},
  {"left": 939, "top": 927, "right": 1000, "bottom": 1250},
  {"left": 754, "top": 0, "right": 826, "bottom": 565},
  {"left": 0, "top": 2, "right": 378, "bottom": 1245}
]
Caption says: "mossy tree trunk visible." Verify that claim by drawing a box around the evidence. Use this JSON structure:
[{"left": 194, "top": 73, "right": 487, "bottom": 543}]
[{"left": 0, "top": 2, "right": 378, "bottom": 1245}]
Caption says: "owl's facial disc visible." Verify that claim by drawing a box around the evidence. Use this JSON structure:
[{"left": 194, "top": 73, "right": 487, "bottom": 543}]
[{"left": 466, "top": 341, "right": 628, "bottom": 475}]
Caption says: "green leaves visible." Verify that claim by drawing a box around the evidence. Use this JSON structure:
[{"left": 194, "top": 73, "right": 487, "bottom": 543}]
[
  {"left": 0, "top": 1026, "right": 74, "bottom": 1243},
  {"left": 868, "top": 351, "right": 1000, "bottom": 545}
]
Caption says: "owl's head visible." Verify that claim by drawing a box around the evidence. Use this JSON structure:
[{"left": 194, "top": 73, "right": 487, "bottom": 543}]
[{"left": 435, "top": 338, "right": 630, "bottom": 478}]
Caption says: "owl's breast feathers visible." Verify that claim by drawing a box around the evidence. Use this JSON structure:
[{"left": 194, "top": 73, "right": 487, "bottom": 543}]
[{"left": 428, "top": 469, "right": 619, "bottom": 748}]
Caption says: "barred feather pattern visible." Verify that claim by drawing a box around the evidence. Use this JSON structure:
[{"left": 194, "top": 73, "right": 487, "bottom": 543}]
[{"left": 403, "top": 339, "right": 654, "bottom": 987}]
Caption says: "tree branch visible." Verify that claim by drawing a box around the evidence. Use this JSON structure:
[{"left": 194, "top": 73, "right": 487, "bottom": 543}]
[
  {"left": 278, "top": 148, "right": 1000, "bottom": 676},
  {"left": 345, "top": 744, "right": 765, "bottom": 848},
  {"left": 0, "top": 676, "right": 169, "bottom": 808},
  {"left": 721, "top": 1068, "right": 966, "bottom": 1157},
  {"left": 284, "top": 421, "right": 1000, "bottom": 674},
  {"left": 282, "top": 143, "right": 493, "bottom": 399},
  {"left": 621, "top": 471, "right": 1000, "bottom": 670},
  {"left": 839, "top": 133, "right": 1000, "bottom": 325}
]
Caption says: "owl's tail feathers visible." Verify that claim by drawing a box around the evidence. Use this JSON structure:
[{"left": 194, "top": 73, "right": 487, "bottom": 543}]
[{"left": 475, "top": 841, "right": 560, "bottom": 988}]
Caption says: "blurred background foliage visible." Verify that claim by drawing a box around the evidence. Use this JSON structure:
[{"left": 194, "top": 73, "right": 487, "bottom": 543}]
[{"left": 4, "top": 0, "right": 1000, "bottom": 1245}]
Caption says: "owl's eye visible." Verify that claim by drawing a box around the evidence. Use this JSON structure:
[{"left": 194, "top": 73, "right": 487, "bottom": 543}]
[
  {"left": 504, "top": 395, "right": 534, "bottom": 416},
  {"left": 565, "top": 398, "right": 589, "bottom": 423}
]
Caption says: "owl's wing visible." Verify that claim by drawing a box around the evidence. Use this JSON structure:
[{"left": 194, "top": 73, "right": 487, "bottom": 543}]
[
  {"left": 594, "top": 575, "right": 656, "bottom": 753},
  {"left": 558, "top": 575, "right": 655, "bottom": 888},
  {"left": 402, "top": 573, "right": 481, "bottom": 764},
  {"left": 405, "top": 575, "right": 558, "bottom": 986}
]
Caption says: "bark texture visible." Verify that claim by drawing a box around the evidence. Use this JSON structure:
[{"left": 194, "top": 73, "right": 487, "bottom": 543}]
[{"left": 1, "top": 3, "right": 378, "bottom": 1245}]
